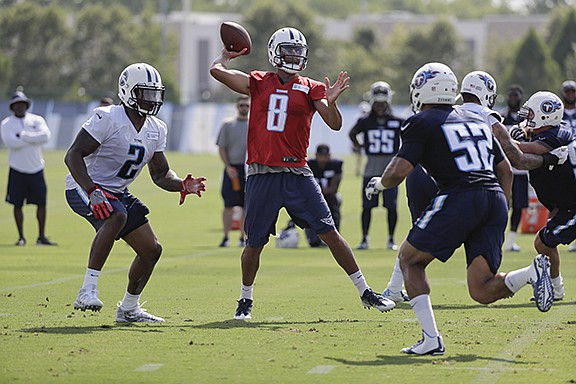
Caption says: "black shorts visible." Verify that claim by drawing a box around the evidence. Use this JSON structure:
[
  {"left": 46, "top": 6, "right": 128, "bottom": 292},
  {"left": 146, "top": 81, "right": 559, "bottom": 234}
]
[
  {"left": 221, "top": 164, "right": 246, "bottom": 208},
  {"left": 66, "top": 187, "right": 149, "bottom": 240},
  {"left": 511, "top": 174, "right": 529, "bottom": 210},
  {"left": 5, "top": 168, "right": 47, "bottom": 208}
]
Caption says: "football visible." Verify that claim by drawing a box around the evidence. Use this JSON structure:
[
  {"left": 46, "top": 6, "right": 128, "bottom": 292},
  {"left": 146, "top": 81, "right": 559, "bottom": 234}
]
[{"left": 220, "top": 21, "right": 252, "bottom": 55}]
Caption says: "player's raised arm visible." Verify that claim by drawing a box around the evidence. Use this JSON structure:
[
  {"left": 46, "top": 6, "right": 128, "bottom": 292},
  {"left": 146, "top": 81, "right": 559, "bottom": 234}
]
[
  {"left": 315, "top": 71, "right": 350, "bottom": 131},
  {"left": 210, "top": 48, "right": 250, "bottom": 95}
]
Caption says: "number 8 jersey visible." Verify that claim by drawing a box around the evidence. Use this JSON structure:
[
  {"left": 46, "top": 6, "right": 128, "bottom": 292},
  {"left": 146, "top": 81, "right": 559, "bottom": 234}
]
[
  {"left": 247, "top": 71, "right": 326, "bottom": 168},
  {"left": 65, "top": 105, "right": 167, "bottom": 193}
]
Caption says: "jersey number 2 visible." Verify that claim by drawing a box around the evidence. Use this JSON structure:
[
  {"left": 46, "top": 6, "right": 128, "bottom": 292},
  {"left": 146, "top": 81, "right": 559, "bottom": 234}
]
[{"left": 117, "top": 145, "right": 145, "bottom": 180}]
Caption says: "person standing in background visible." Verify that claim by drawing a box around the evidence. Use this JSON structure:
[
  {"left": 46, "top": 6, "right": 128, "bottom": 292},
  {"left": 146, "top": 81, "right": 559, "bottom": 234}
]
[
  {"left": 1, "top": 91, "right": 57, "bottom": 246},
  {"left": 216, "top": 95, "right": 249, "bottom": 247},
  {"left": 501, "top": 84, "right": 528, "bottom": 252},
  {"left": 349, "top": 81, "right": 403, "bottom": 251}
]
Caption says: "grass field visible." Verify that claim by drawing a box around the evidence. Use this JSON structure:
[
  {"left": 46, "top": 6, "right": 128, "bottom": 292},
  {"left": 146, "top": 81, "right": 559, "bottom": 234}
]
[{"left": 0, "top": 150, "right": 575, "bottom": 384}]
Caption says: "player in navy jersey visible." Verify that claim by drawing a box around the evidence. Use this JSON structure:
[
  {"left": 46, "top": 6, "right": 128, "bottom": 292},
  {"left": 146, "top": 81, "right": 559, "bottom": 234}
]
[
  {"left": 64, "top": 63, "right": 206, "bottom": 322},
  {"left": 366, "top": 62, "right": 556, "bottom": 356},
  {"left": 210, "top": 26, "right": 394, "bottom": 320},
  {"left": 305, "top": 144, "right": 343, "bottom": 247},
  {"left": 349, "top": 81, "right": 403, "bottom": 250},
  {"left": 492, "top": 91, "right": 571, "bottom": 303}
]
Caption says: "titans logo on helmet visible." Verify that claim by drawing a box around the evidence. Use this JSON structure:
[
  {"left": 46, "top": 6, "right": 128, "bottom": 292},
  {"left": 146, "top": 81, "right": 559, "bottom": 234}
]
[
  {"left": 540, "top": 100, "right": 562, "bottom": 114},
  {"left": 414, "top": 70, "right": 440, "bottom": 89},
  {"left": 478, "top": 74, "right": 495, "bottom": 92}
]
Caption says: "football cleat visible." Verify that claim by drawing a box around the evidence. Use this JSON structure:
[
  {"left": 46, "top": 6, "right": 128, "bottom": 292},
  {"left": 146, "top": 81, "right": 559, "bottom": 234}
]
[
  {"left": 361, "top": 289, "right": 395, "bottom": 312},
  {"left": 115, "top": 302, "right": 165, "bottom": 323},
  {"left": 387, "top": 241, "right": 399, "bottom": 251},
  {"left": 234, "top": 298, "right": 253, "bottom": 320},
  {"left": 529, "top": 255, "right": 554, "bottom": 312},
  {"left": 401, "top": 333, "right": 445, "bottom": 356},
  {"left": 505, "top": 243, "right": 521, "bottom": 252},
  {"left": 569, "top": 243, "right": 576, "bottom": 252},
  {"left": 356, "top": 240, "right": 369, "bottom": 250},
  {"left": 15, "top": 238, "right": 26, "bottom": 246},
  {"left": 219, "top": 238, "right": 229, "bottom": 247},
  {"left": 530, "top": 276, "right": 564, "bottom": 302},
  {"left": 382, "top": 287, "right": 410, "bottom": 303},
  {"left": 36, "top": 237, "right": 57, "bottom": 246},
  {"left": 74, "top": 285, "right": 103, "bottom": 312}
]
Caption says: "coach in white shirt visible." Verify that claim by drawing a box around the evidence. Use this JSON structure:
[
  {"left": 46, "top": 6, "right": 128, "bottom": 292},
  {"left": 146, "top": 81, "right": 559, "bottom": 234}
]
[{"left": 1, "top": 91, "right": 56, "bottom": 246}]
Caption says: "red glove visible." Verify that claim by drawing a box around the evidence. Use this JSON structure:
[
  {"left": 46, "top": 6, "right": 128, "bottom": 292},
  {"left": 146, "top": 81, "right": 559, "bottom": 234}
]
[
  {"left": 179, "top": 174, "right": 207, "bottom": 205},
  {"left": 87, "top": 186, "right": 118, "bottom": 220}
]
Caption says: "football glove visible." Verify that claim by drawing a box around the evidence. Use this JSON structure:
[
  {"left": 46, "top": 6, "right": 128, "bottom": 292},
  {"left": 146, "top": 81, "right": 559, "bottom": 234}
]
[
  {"left": 542, "top": 146, "right": 569, "bottom": 170},
  {"left": 179, "top": 174, "right": 207, "bottom": 205},
  {"left": 365, "top": 177, "right": 385, "bottom": 201},
  {"left": 509, "top": 126, "right": 527, "bottom": 142},
  {"left": 87, "top": 186, "right": 117, "bottom": 220}
]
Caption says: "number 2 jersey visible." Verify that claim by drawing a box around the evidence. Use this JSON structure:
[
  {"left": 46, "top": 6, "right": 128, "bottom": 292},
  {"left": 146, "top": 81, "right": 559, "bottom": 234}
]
[
  {"left": 65, "top": 105, "right": 167, "bottom": 193},
  {"left": 247, "top": 71, "right": 326, "bottom": 168},
  {"left": 398, "top": 105, "right": 504, "bottom": 193}
]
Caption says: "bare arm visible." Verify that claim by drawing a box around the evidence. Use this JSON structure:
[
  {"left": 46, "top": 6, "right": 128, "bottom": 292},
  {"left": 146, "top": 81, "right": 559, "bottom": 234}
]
[
  {"left": 64, "top": 129, "right": 101, "bottom": 191},
  {"left": 314, "top": 71, "right": 350, "bottom": 131},
  {"left": 147, "top": 151, "right": 183, "bottom": 192},
  {"left": 348, "top": 123, "right": 362, "bottom": 151},
  {"left": 382, "top": 156, "right": 414, "bottom": 189},
  {"left": 324, "top": 173, "right": 342, "bottom": 196},
  {"left": 491, "top": 122, "right": 548, "bottom": 170},
  {"left": 209, "top": 48, "right": 250, "bottom": 95},
  {"left": 218, "top": 145, "right": 238, "bottom": 179}
]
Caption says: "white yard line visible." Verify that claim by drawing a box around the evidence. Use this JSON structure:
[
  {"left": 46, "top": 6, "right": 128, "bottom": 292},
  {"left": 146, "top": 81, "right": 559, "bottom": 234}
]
[
  {"left": 0, "top": 250, "right": 222, "bottom": 293},
  {"left": 307, "top": 365, "right": 336, "bottom": 374},
  {"left": 134, "top": 363, "right": 164, "bottom": 372}
]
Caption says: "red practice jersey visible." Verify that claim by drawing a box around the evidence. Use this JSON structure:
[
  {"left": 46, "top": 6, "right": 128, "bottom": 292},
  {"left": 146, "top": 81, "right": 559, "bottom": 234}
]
[{"left": 247, "top": 71, "right": 326, "bottom": 167}]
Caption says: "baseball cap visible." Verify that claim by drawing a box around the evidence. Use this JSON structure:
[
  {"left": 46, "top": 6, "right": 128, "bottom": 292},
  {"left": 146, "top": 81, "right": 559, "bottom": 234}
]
[
  {"left": 562, "top": 80, "right": 576, "bottom": 91},
  {"left": 316, "top": 144, "right": 330, "bottom": 155}
]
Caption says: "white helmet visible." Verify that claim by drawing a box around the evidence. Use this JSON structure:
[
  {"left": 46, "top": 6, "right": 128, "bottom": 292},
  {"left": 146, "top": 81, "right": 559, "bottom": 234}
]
[
  {"left": 370, "top": 81, "right": 393, "bottom": 104},
  {"left": 519, "top": 91, "right": 564, "bottom": 130},
  {"left": 267, "top": 27, "right": 308, "bottom": 74},
  {"left": 118, "top": 63, "right": 165, "bottom": 116},
  {"left": 276, "top": 227, "right": 299, "bottom": 248},
  {"left": 410, "top": 62, "right": 458, "bottom": 113},
  {"left": 460, "top": 70, "right": 497, "bottom": 108}
]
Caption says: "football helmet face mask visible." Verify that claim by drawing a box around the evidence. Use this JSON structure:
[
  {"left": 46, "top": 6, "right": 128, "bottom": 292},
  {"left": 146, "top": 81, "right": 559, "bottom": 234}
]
[
  {"left": 118, "top": 63, "right": 165, "bottom": 116},
  {"left": 519, "top": 91, "right": 564, "bottom": 131},
  {"left": 370, "top": 81, "right": 393, "bottom": 104},
  {"left": 268, "top": 27, "right": 308, "bottom": 74},
  {"left": 460, "top": 71, "right": 497, "bottom": 108},
  {"left": 410, "top": 62, "right": 458, "bottom": 113}
]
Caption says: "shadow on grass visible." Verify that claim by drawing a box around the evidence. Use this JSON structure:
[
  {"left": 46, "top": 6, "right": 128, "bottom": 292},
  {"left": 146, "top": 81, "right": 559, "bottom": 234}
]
[
  {"left": 326, "top": 353, "right": 534, "bottom": 366},
  {"left": 190, "top": 318, "right": 367, "bottom": 330},
  {"left": 19, "top": 323, "right": 164, "bottom": 335},
  {"left": 434, "top": 300, "right": 575, "bottom": 311}
]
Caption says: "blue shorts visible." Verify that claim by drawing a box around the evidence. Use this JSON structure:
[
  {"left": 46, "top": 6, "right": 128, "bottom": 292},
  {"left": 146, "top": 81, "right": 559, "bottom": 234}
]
[
  {"left": 66, "top": 187, "right": 149, "bottom": 240},
  {"left": 221, "top": 164, "right": 246, "bottom": 208},
  {"left": 538, "top": 208, "right": 576, "bottom": 247},
  {"left": 362, "top": 176, "right": 398, "bottom": 210},
  {"left": 406, "top": 165, "right": 438, "bottom": 223},
  {"left": 511, "top": 174, "right": 529, "bottom": 210},
  {"left": 5, "top": 168, "right": 47, "bottom": 207},
  {"left": 244, "top": 173, "right": 335, "bottom": 247},
  {"left": 407, "top": 189, "right": 507, "bottom": 274}
]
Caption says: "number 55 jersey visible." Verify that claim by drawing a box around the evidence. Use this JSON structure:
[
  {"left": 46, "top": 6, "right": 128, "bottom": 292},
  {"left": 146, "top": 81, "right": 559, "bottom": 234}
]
[{"left": 65, "top": 105, "right": 167, "bottom": 193}]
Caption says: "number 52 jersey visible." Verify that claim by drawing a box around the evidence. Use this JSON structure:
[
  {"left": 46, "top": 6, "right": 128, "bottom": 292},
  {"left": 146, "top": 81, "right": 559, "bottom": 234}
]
[{"left": 65, "top": 105, "right": 167, "bottom": 193}]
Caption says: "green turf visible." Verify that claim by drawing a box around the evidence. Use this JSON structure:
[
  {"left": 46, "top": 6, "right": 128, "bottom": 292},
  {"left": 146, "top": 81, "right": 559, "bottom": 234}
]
[{"left": 0, "top": 150, "right": 575, "bottom": 384}]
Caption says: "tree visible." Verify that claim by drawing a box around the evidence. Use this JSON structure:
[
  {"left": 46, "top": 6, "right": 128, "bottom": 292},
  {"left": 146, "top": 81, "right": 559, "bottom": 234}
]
[
  {"left": 502, "top": 28, "right": 561, "bottom": 97},
  {"left": 0, "top": 3, "right": 71, "bottom": 99},
  {"left": 546, "top": 6, "right": 576, "bottom": 78},
  {"left": 0, "top": 50, "right": 13, "bottom": 98}
]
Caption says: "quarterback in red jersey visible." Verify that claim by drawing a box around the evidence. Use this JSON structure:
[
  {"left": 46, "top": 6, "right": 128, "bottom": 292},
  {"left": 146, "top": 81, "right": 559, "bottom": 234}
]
[{"left": 210, "top": 26, "right": 395, "bottom": 320}]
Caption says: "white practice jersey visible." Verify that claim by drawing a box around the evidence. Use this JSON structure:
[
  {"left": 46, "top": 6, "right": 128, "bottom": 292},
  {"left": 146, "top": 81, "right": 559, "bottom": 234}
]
[
  {"left": 65, "top": 105, "right": 167, "bottom": 193},
  {"left": 455, "top": 102, "right": 502, "bottom": 127}
]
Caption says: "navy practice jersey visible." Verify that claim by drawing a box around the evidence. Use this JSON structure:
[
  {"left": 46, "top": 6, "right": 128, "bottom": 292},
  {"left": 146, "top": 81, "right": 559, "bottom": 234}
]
[
  {"left": 398, "top": 105, "right": 503, "bottom": 193},
  {"left": 351, "top": 115, "right": 403, "bottom": 155},
  {"left": 308, "top": 158, "right": 343, "bottom": 190},
  {"left": 528, "top": 125, "right": 576, "bottom": 209},
  {"left": 563, "top": 110, "right": 576, "bottom": 138}
]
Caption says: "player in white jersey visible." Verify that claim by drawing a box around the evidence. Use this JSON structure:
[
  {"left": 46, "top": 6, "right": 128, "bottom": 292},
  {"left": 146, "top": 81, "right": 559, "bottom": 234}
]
[{"left": 64, "top": 63, "right": 206, "bottom": 322}]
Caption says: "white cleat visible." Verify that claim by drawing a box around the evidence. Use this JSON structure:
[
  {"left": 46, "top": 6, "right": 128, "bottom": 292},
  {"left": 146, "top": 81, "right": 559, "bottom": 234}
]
[
  {"left": 529, "top": 255, "right": 554, "bottom": 312},
  {"left": 361, "top": 289, "right": 395, "bottom": 312},
  {"left": 115, "top": 303, "right": 165, "bottom": 323},
  {"left": 401, "top": 333, "right": 445, "bottom": 356},
  {"left": 73, "top": 285, "right": 103, "bottom": 312},
  {"left": 382, "top": 288, "right": 410, "bottom": 303}
]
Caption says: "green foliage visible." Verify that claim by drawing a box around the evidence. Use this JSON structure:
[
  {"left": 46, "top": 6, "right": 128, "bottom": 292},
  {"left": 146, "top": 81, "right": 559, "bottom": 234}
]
[
  {"left": 0, "top": 49, "right": 13, "bottom": 97},
  {"left": 547, "top": 6, "right": 576, "bottom": 79},
  {"left": 502, "top": 28, "right": 561, "bottom": 98}
]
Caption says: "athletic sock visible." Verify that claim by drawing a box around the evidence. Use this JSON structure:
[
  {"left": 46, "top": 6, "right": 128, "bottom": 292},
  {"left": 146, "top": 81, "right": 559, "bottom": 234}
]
[
  {"left": 504, "top": 265, "right": 532, "bottom": 293},
  {"left": 82, "top": 268, "right": 100, "bottom": 288},
  {"left": 506, "top": 231, "right": 517, "bottom": 248},
  {"left": 349, "top": 269, "right": 370, "bottom": 296},
  {"left": 387, "top": 257, "right": 404, "bottom": 292},
  {"left": 410, "top": 294, "right": 439, "bottom": 338},
  {"left": 240, "top": 284, "right": 253, "bottom": 300},
  {"left": 120, "top": 291, "right": 141, "bottom": 311}
]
